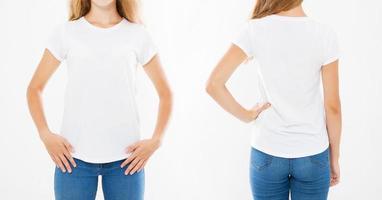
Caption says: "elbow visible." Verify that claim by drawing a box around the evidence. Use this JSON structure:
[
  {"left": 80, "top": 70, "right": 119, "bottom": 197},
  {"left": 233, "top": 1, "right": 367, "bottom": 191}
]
[
  {"left": 159, "top": 88, "right": 173, "bottom": 105},
  {"left": 325, "top": 101, "right": 341, "bottom": 115},
  {"left": 205, "top": 79, "right": 221, "bottom": 96},
  {"left": 26, "top": 84, "right": 43, "bottom": 99},
  {"left": 205, "top": 82, "right": 213, "bottom": 95},
  {"left": 26, "top": 85, "right": 32, "bottom": 99}
]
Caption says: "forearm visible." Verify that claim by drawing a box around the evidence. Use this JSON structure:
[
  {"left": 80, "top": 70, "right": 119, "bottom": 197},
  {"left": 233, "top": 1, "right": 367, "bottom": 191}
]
[
  {"left": 325, "top": 105, "right": 342, "bottom": 160},
  {"left": 151, "top": 92, "right": 172, "bottom": 143},
  {"left": 206, "top": 84, "right": 250, "bottom": 123},
  {"left": 26, "top": 87, "right": 51, "bottom": 138}
]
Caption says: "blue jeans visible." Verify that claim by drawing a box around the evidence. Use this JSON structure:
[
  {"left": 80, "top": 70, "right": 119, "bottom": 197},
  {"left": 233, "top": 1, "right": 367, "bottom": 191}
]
[
  {"left": 54, "top": 158, "right": 144, "bottom": 200},
  {"left": 250, "top": 147, "right": 330, "bottom": 200}
]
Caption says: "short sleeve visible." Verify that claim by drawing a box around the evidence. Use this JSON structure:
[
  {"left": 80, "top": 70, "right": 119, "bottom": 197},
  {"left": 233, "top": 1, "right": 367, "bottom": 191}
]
[
  {"left": 322, "top": 29, "right": 340, "bottom": 66},
  {"left": 45, "top": 24, "right": 68, "bottom": 62},
  {"left": 136, "top": 27, "right": 158, "bottom": 66},
  {"left": 232, "top": 22, "right": 254, "bottom": 57}
]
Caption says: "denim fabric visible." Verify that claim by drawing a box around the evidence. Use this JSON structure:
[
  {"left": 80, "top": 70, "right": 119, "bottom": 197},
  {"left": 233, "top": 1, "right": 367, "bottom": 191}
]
[
  {"left": 54, "top": 158, "right": 144, "bottom": 200},
  {"left": 250, "top": 147, "right": 330, "bottom": 200}
]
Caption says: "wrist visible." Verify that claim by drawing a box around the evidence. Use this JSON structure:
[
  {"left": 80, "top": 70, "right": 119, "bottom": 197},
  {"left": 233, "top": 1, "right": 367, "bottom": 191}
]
[
  {"left": 330, "top": 154, "right": 340, "bottom": 162},
  {"left": 329, "top": 146, "right": 340, "bottom": 160},
  {"left": 240, "top": 110, "right": 253, "bottom": 123},
  {"left": 151, "top": 135, "right": 163, "bottom": 148},
  {"left": 329, "top": 152, "right": 340, "bottom": 163},
  {"left": 38, "top": 128, "right": 52, "bottom": 140}
]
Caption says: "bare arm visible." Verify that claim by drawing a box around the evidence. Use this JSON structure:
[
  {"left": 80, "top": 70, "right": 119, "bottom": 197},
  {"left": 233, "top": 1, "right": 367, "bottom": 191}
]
[
  {"left": 27, "top": 49, "right": 76, "bottom": 173},
  {"left": 206, "top": 44, "right": 270, "bottom": 123},
  {"left": 122, "top": 55, "right": 173, "bottom": 175},
  {"left": 321, "top": 60, "right": 342, "bottom": 186},
  {"left": 27, "top": 50, "right": 59, "bottom": 136},
  {"left": 143, "top": 55, "right": 173, "bottom": 142}
]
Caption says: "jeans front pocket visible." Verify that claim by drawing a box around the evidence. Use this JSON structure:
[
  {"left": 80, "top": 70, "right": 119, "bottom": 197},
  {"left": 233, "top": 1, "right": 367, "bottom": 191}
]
[
  {"left": 250, "top": 148, "right": 273, "bottom": 171},
  {"left": 309, "top": 148, "right": 330, "bottom": 168}
]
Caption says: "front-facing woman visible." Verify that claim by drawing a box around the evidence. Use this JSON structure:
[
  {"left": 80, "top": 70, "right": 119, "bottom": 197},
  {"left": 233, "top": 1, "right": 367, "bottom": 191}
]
[
  {"left": 206, "top": 0, "right": 341, "bottom": 199},
  {"left": 27, "top": 0, "right": 172, "bottom": 199}
]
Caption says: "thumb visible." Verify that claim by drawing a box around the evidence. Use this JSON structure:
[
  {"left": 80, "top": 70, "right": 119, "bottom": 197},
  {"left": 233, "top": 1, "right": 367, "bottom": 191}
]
[
  {"left": 261, "top": 102, "right": 271, "bottom": 111},
  {"left": 126, "top": 142, "right": 140, "bottom": 153},
  {"left": 252, "top": 102, "right": 271, "bottom": 113}
]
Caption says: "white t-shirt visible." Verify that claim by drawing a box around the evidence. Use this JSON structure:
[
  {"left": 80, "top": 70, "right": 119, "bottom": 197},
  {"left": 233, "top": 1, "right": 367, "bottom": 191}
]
[
  {"left": 46, "top": 17, "right": 157, "bottom": 163},
  {"left": 233, "top": 15, "right": 339, "bottom": 158}
]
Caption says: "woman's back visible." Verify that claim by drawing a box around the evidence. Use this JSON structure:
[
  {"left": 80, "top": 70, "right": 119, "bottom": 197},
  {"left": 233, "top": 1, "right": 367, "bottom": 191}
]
[{"left": 233, "top": 14, "right": 339, "bottom": 158}]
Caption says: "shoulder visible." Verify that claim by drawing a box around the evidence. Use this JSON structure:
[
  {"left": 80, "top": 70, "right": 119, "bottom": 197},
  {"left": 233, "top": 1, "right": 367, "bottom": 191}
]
[
  {"left": 305, "top": 20, "right": 339, "bottom": 51},
  {"left": 322, "top": 24, "right": 338, "bottom": 38},
  {"left": 123, "top": 21, "right": 144, "bottom": 30},
  {"left": 120, "top": 22, "right": 154, "bottom": 42},
  {"left": 307, "top": 19, "right": 337, "bottom": 36},
  {"left": 65, "top": 18, "right": 85, "bottom": 32},
  {"left": 123, "top": 22, "right": 151, "bottom": 35},
  {"left": 51, "top": 19, "right": 82, "bottom": 34}
]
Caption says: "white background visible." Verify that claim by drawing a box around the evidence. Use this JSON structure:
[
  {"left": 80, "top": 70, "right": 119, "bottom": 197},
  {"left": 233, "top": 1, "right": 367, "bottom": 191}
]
[{"left": 1, "top": 0, "right": 382, "bottom": 199}]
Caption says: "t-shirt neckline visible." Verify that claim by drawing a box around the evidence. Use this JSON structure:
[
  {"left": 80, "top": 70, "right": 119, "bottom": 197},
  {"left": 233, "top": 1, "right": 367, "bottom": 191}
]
[
  {"left": 268, "top": 14, "right": 310, "bottom": 21},
  {"left": 81, "top": 16, "right": 126, "bottom": 31}
]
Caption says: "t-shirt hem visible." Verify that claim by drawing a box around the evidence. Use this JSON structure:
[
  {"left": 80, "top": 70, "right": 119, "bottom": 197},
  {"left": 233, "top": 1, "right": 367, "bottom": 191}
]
[
  {"left": 46, "top": 47, "right": 64, "bottom": 62},
  {"left": 250, "top": 141, "right": 330, "bottom": 158},
  {"left": 71, "top": 152, "right": 130, "bottom": 164},
  {"left": 232, "top": 42, "right": 252, "bottom": 58},
  {"left": 323, "top": 56, "right": 339, "bottom": 66},
  {"left": 141, "top": 50, "right": 158, "bottom": 66}
]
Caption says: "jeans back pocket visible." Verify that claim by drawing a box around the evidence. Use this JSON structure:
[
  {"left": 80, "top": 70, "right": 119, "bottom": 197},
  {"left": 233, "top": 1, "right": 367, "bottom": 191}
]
[
  {"left": 250, "top": 148, "right": 273, "bottom": 171},
  {"left": 309, "top": 148, "right": 330, "bottom": 168}
]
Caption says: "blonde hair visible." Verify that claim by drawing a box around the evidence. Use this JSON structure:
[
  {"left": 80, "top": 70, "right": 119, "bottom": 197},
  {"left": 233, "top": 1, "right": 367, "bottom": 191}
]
[
  {"left": 252, "top": 0, "right": 303, "bottom": 19},
  {"left": 69, "top": 0, "right": 140, "bottom": 23}
]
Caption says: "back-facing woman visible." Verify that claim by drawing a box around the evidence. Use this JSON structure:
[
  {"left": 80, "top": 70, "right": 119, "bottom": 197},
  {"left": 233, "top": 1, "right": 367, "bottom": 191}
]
[
  {"left": 206, "top": 0, "right": 341, "bottom": 199},
  {"left": 27, "top": 0, "right": 172, "bottom": 199}
]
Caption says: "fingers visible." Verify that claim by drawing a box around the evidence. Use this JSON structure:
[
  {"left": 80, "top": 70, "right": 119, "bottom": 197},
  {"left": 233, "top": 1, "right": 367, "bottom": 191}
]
[
  {"left": 51, "top": 145, "right": 76, "bottom": 173},
  {"left": 63, "top": 139, "right": 77, "bottom": 170},
  {"left": 121, "top": 142, "right": 142, "bottom": 168},
  {"left": 251, "top": 102, "right": 271, "bottom": 119},
  {"left": 125, "top": 142, "right": 140, "bottom": 154},
  {"left": 59, "top": 154, "right": 72, "bottom": 173},
  {"left": 120, "top": 152, "right": 137, "bottom": 168},
  {"left": 121, "top": 141, "right": 154, "bottom": 175},
  {"left": 63, "top": 139, "right": 75, "bottom": 153},
  {"left": 125, "top": 158, "right": 140, "bottom": 175},
  {"left": 138, "top": 160, "right": 147, "bottom": 173},
  {"left": 63, "top": 150, "right": 77, "bottom": 168},
  {"left": 54, "top": 155, "right": 66, "bottom": 173},
  {"left": 330, "top": 175, "right": 340, "bottom": 186},
  {"left": 257, "top": 102, "right": 271, "bottom": 113},
  {"left": 49, "top": 154, "right": 60, "bottom": 168},
  {"left": 330, "top": 170, "right": 340, "bottom": 187},
  {"left": 130, "top": 159, "right": 145, "bottom": 175},
  {"left": 330, "top": 179, "right": 338, "bottom": 186}
]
